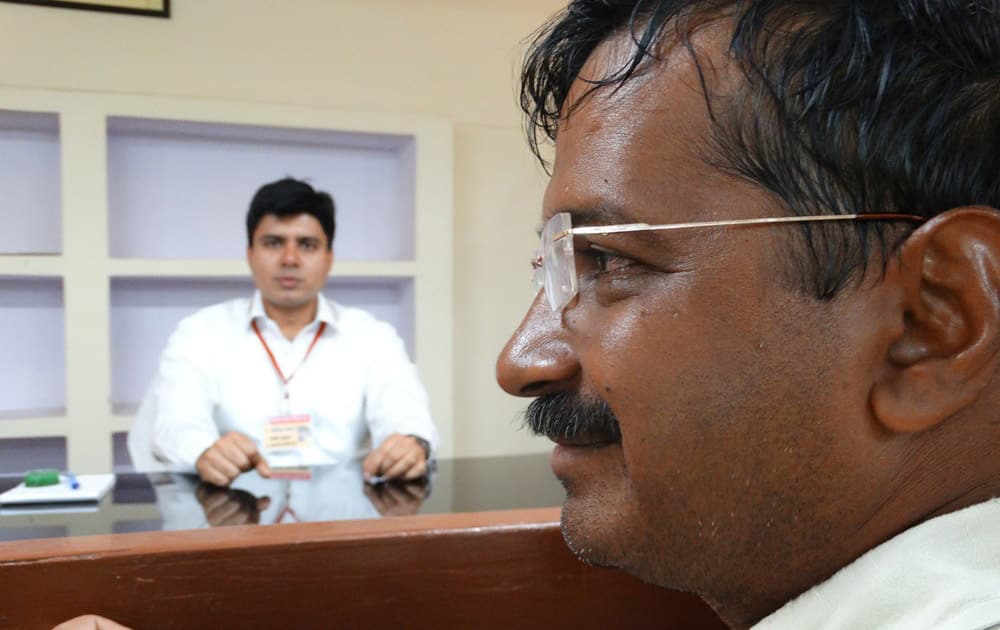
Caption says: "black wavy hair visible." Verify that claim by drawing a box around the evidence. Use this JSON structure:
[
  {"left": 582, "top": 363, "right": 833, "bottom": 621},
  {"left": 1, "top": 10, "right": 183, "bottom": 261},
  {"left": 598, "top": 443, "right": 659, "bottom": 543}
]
[
  {"left": 246, "top": 177, "right": 336, "bottom": 249},
  {"left": 521, "top": 0, "right": 1000, "bottom": 298}
]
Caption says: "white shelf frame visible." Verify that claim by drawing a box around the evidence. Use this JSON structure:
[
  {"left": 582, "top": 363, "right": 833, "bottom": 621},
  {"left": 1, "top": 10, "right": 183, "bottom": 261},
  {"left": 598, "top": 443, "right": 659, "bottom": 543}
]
[{"left": 0, "top": 87, "right": 454, "bottom": 472}]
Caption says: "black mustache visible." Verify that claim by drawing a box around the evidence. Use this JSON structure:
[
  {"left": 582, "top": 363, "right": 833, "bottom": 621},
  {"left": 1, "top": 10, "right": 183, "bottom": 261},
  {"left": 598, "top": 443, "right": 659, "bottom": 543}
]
[{"left": 522, "top": 393, "right": 621, "bottom": 443}]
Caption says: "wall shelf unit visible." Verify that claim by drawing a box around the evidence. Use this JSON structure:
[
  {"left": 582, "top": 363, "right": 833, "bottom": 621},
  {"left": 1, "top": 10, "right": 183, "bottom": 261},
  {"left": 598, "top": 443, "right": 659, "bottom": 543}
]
[{"left": 0, "top": 88, "right": 454, "bottom": 473}]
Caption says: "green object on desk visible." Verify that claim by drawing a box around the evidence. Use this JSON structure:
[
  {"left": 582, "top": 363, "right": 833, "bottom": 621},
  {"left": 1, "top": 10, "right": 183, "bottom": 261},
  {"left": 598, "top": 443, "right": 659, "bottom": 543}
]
[{"left": 24, "top": 469, "right": 60, "bottom": 487}]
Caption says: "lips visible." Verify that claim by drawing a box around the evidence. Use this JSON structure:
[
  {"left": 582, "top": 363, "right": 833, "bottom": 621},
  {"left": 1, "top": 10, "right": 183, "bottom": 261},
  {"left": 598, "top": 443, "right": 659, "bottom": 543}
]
[
  {"left": 550, "top": 439, "right": 622, "bottom": 480},
  {"left": 277, "top": 276, "right": 300, "bottom": 288}
]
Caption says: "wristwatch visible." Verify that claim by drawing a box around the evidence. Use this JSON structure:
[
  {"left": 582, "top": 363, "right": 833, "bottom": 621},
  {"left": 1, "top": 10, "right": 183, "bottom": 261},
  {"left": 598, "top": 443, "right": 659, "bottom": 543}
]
[{"left": 408, "top": 435, "right": 432, "bottom": 461}]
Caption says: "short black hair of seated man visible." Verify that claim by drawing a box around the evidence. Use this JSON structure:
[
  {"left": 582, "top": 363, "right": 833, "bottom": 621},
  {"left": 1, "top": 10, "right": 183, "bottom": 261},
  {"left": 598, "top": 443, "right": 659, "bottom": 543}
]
[
  {"left": 498, "top": 1, "right": 1000, "bottom": 628},
  {"left": 246, "top": 177, "right": 336, "bottom": 250}
]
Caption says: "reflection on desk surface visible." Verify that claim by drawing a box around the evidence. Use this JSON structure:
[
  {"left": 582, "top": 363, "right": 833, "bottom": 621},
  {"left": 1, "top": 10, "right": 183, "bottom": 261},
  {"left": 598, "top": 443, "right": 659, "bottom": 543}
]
[{"left": 0, "top": 454, "right": 562, "bottom": 542}]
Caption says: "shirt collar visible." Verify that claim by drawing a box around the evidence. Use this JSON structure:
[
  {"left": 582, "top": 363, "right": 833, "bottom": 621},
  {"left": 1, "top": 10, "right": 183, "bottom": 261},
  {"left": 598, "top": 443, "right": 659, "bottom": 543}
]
[
  {"left": 314, "top": 293, "right": 338, "bottom": 328},
  {"left": 248, "top": 290, "right": 339, "bottom": 332},
  {"left": 751, "top": 497, "right": 1000, "bottom": 629}
]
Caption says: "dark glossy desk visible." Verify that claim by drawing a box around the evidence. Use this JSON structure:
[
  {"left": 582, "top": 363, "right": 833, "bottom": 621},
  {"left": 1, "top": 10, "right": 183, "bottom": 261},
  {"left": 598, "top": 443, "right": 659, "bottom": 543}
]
[
  {"left": 0, "top": 454, "right": 727, "bottom": 629},
  {"left": 0, "top": 454, "right": 564, "bottom": 541}
]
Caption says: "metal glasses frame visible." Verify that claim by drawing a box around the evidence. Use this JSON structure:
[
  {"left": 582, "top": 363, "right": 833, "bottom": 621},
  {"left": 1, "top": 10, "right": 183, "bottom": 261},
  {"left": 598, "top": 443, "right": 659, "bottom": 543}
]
[{"left": 531, "top": 211, "right": 926, "bottom": 312}]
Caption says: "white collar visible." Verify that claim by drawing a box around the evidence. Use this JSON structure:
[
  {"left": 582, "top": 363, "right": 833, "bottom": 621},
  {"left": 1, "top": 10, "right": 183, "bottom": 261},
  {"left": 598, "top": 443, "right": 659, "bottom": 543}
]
[
  {"left": 753, "top": 497, "right": 1000, "bottom": 630},
  {"left": 247, "top": 290, "right": 338, "bottom": 332}
]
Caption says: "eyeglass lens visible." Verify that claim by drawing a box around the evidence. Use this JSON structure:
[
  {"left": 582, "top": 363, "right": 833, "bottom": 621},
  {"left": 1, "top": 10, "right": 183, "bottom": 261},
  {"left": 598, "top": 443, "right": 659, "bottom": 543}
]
[{"left": 541, "top": 212, "right": 576, "bottom": 312}]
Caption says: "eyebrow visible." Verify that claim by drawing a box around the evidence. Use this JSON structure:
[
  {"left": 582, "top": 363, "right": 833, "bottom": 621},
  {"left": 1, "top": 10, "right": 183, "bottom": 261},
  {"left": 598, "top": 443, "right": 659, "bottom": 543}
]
[
  {"left": 259, "top": 233, "right": 321, "bottom": 240},
  {"left": 536, "top": 204, "right": 635, "bottom": 236},
  {"left": 563, "top": 205, "right": 636, "bottom": 227}
]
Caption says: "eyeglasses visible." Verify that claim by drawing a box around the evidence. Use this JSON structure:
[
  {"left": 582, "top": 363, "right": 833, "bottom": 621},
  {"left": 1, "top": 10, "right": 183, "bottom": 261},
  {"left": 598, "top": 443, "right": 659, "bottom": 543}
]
[{"left": 531, "top": 211, "right": 926, "bottom": 312}]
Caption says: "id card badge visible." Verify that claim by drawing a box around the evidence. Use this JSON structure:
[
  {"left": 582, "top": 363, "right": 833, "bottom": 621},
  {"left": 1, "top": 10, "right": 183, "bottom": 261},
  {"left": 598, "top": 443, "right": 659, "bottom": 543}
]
[
  {"left": 269, "top": 466, "right": 313, "bottom": 481},
  {"left": 264, "top": 414, "right": 314, "bottom": 451}
]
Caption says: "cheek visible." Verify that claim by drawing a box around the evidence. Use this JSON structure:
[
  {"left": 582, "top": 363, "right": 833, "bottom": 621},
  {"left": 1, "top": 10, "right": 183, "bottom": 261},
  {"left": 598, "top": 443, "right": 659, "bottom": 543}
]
[
  {"left": 314, "top": 254, "right": 333, "bottom": 275},
  {"left": 591, "top": 280, "right": 761, "bottom": 409},
  {"left": 585, "top": 283, "right": 779, "bottom": 483},
  {"left": 253, "top": 252, "right": 278, "bottom": 267},
  {"left": 302, "top": 257, "right": 322, "bottom": 276},
  {"left": 248, "top": 257, "right": 267, "bottom": 278}
]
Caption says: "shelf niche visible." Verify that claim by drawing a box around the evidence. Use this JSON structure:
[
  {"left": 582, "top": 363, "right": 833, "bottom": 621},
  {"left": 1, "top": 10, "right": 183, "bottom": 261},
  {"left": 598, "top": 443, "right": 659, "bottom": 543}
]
[
  {"left": 111, "top": 430, "right": 132, "bottom": 473},
  {"left": 106, "top": 116, "right": 416, "bottom": 261},
  {"left": 0, "top": 276, "right": 66, "bottom": 419},
  {"left": 109, "top": 276, "right": 415, "bottom": 415},
  {"left": 0, "top": 436, "right": 67, "bottom": 476},
  {"left": 0, "top": 109, "right": 62, "bottom": 255}
]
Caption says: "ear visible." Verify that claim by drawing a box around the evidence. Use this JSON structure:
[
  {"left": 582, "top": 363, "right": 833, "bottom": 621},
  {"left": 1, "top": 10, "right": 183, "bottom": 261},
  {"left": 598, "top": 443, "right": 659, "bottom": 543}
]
[{"left": 872, "top": 207, "right": 1000, "bottom": 433}]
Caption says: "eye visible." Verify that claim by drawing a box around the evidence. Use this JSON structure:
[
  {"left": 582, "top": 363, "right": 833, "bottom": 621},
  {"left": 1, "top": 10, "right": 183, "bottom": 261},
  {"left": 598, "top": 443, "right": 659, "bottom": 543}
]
[{"left": 581, "top": 245, "right": 635, "bottom": 275}]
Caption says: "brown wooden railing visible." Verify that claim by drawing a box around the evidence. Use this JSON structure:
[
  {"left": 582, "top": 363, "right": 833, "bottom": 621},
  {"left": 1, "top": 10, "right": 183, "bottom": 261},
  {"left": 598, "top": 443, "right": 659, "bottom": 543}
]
[{"left": 0, "top": 507, "right": 726, "bottom": 629}]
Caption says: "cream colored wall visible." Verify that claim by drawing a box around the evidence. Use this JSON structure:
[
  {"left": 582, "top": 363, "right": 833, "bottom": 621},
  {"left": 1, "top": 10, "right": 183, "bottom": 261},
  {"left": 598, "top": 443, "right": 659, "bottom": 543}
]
[{"left": 0, "top": 0, "right": 561, "bottom": 457}]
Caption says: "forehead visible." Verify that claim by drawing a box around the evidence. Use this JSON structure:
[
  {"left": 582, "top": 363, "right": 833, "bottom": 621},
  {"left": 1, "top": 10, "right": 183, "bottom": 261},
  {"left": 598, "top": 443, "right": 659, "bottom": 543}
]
[
  {"left": 254, "top": 213, "right": 326, "bottom": 238},
  {"left": 545, "top": 26, "right": 760, "bottom": 225}
]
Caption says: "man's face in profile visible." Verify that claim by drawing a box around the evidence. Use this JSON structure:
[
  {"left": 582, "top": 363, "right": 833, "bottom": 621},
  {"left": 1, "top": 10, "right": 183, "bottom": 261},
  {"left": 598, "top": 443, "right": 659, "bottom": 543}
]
[
  {"left": 247, "top": 213, "right": 333, "bottom": 313},
  {"left": 497, "top": 28, "right": 896, "bottom": 606}
]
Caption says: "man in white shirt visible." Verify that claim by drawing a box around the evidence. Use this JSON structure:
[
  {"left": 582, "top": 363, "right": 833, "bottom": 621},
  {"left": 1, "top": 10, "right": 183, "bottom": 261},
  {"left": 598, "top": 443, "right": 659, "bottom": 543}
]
[
  {"left": 141, "top": 177, "right": 436, "bottom": 487},
  {"left": 497, "top": 1, "right": 1000, "bottom": 628}
]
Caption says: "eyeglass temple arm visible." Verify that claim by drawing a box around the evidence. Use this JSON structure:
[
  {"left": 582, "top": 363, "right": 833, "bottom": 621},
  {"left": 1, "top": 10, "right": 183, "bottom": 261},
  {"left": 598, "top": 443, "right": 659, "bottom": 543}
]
[{"left": 557, "top": 213, "right": 926, "bottom": 240}]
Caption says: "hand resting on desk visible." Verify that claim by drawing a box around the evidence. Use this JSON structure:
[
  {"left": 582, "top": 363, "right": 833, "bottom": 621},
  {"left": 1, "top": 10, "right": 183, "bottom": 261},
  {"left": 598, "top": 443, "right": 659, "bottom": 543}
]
[
  {"left": 195, "top": 431, "right": 425, "bottom": 486},
  {"left": 362, "top": 433, "right": 429, "bottom": 481},
  {"left": 196, "top": 431, "right": 272, "bottom": 487}
]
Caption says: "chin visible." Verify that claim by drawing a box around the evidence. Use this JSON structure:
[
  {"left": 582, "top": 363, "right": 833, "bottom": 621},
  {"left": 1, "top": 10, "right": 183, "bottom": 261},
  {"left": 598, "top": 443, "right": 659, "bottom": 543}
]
[
  {"left": 558, "top": 484, "right": 632, "bottom": 570},
  {"left": 268, "top": 293, "right": 308, "bottom": 308},
  {"left": 558, "top": 476, "right": 682, "bottom": 592}
]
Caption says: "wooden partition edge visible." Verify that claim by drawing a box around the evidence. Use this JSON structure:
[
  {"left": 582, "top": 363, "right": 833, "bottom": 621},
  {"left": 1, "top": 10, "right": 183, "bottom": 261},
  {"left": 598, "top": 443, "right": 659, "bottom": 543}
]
[
  {"left": 0, "top": 506, "right": 563, "bottom": 564},
  {"left": 0, "top": 505, "right": 729, "bottom": 629}
]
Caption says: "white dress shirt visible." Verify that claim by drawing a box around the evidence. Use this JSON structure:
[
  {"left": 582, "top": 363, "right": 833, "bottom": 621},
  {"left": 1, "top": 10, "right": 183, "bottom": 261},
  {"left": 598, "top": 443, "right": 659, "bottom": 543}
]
[
  {"left": 753, "top": 498, "right": 1000, "bottom": 630},
  {"left": 143, "top": 292, "right": 437, "bottom": 470}
]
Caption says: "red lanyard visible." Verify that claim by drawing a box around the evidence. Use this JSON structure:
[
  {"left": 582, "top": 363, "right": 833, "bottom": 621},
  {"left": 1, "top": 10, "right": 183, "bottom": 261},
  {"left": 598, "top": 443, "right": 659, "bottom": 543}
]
[{"left": 251, "top": 320, "right": 327, "bottom": 400}]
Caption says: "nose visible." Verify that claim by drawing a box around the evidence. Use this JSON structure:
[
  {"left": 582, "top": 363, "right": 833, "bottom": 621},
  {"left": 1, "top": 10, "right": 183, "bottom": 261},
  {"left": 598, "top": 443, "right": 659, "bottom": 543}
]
[
  {"left": 496, "top": 292, "right": 581, "bottom": 397},
  {"left": 281, "top": 242, "right": 300, "bottom": 266}
]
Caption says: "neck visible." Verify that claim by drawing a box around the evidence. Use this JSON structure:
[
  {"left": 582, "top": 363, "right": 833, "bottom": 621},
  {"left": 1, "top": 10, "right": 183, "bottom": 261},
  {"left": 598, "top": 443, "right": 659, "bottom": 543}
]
[
  {"left": 712, "top": 482, "right": 1000, "bottom": 629},
  {"left": 710, "top": 449, "right": 1000, "bottom": 629},
  {"left": 263, "top": 299, "right": 318, "bottom": 341}
]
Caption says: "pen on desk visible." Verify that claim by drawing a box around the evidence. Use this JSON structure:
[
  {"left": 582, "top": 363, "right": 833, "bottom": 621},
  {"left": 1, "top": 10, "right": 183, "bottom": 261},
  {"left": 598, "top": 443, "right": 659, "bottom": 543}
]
[{"left": 65, "top": 472, "right": 80, "bottom": 490}]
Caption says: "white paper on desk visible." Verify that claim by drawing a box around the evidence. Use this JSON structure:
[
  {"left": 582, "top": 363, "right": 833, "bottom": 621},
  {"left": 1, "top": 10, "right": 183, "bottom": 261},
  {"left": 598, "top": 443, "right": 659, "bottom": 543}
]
[
  {"left": 0, "top": 502, "right": 101, "bottom": 516},
  {"left": 0, "top": 474, "right": 115, "bottom": 505}
]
